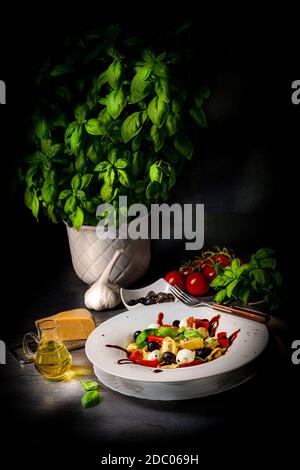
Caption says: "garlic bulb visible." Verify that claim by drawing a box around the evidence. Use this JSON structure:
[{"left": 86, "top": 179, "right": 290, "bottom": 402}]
[{"left": 84, "top": 248, "right": 124, "bottom": 311}]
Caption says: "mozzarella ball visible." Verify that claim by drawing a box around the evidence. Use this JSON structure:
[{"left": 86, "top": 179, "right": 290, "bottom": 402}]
[
  {"left": 176, "top": 348, "right": 195, "bottom": 364},
  {"left": 147, "top": 350, "right": 163, "bottom": 362}
]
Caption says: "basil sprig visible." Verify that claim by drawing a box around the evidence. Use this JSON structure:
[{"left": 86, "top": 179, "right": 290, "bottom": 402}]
[
  {"left": 80, "top": 380, "right": 101, "bottom": 409},
  {"left": 210, "top": 248, "right": 283, "bottom": 310},
  {"left": 21, "top": 22, "right": 210, "bottom": 230}
]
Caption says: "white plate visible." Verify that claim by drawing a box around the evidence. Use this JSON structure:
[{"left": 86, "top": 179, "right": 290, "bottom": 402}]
[
  {"left": 93, "top": 363, "right": 256, "bottom": 400},
  {"left": 120, "top": 278, "right": 174, "bottom": 309},
  {"left": 85, "top": 303, "right": 269, "bottom": 400}
]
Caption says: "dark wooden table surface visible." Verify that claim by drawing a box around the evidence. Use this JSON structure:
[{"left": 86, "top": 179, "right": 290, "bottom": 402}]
[{"left": 1, "top": 235, "right": 299, "bottom": 464}]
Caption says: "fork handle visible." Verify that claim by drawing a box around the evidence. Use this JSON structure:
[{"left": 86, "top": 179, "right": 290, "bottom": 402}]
[{"left": 211, "top": 303, "right": 270, "bottom": 324}]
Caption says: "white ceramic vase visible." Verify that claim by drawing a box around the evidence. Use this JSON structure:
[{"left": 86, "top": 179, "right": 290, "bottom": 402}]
[{"left": 66, "top": 224, "right": 151, "bottom": 285}]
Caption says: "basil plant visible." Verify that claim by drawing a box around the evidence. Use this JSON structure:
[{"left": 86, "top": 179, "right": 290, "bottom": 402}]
[{"left": 21, "top": 23, "right": 209, "bottom": 230}]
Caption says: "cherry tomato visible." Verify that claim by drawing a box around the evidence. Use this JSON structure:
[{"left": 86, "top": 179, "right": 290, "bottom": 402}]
[
  {"left": 164, "top": 271, "right": 186, "bottom": 290},
  {"left": 186, "top": 272, "right": 209, "bottom": 296},
  {"left": 202, "top": 263, "right": 217, "bottom": 280},
  {"left": 211, "top": 254, "right": 231, "bottom": 267}
]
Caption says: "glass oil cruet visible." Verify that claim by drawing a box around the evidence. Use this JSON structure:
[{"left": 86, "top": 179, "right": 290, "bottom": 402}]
[{"left": 23, "top": 320, "right": 72, "bottom": 380}]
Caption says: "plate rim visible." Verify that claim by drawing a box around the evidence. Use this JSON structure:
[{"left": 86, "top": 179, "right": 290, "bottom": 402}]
[{"left": 85, "top": 303, "right": 269, "bottom": 383}]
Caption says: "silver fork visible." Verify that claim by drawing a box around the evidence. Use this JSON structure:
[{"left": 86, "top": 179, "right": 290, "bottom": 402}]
[{"left": 167, "top": 284, "right": 269, "bottom": 324}]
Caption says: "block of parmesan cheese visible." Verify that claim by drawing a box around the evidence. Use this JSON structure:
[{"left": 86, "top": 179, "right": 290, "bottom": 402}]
[{"left": 35, "top": 308, "right": 96, "bottom": 341}]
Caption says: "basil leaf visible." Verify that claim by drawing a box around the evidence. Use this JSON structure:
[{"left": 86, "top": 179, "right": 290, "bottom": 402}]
[
  {"left": 80, "top": 380, "right": 99, "bottom": 391},
  {"left": 155, "top": 78, "right": 170, "bottom": 103},
  {"left": 157, "top": 326, "right": 178, "bottom": 338},
  {"left": 107, "top": 60, "right": 122, "bottom": 89},
  {"left": 184, "top": 329, "right": 202, "bottom": 339},
  {"left": 64, "top": 195, "right": 77, "bottom": 214},
  {"left": 174, "top": 133, "right": 193, "bottom": 160},
  {"left": 115, "top": 158, "right": 128, "bottom": 169},
  {"left": 166, "top": 112, "right": 181, "bottom": 136},
  {"left": 160, "top": 181, "right": 168, "bottom": 201},
  {"left": 130, "top": 68, "right": 152, "bottom": 103},
  {"left": 56, "top": 85, "right": 72, "bottom": 103},
  {"left": 210, "top": 275, "right": 232, "bottom": 288},
  {"left": 147, "top": 96, "right": 169, "bottom": 128},
  {"left": 81, "top": 390, "right": 100, "bottom": 409},
  {"left": 87, "top": 141, "right": 103, "bottom": 163},
  {"left": 70, "top": 206, "right": 84, "bottom": 231},
  {"left": 31, "top": 192, "right": 40, "bottom": 220},
  {"left": 24, "top": 187, "right": 33, "bottom": 209},
  {"left": 85, "top": 119, "right": 105, "bottom": 136},
  {"left": 132, "top": 151, "right": 144, "bottom": 177},
  {"left": 25, "top": 152, "right": 42, "bottom": 168},
  {"left": 226, "top": 280, "right": 238, "bottom": 298},
  {"left": 154, "top": 63, "right": 170, "bottom": 79},
  {"left": 81, "top": 174, "right": 93, "bottom": 190},
  {"left": 118, "top": 169, "right": 132, "bottom": 188},
  {"left": 142, "top": 49, "right": 156, "bottom": 64},
  {"left": 146, "top": 181, "right": 160, "bottom": 200},
  {"left": 214, "top": 288, "right": 227, "bottom": 304},
  {"left": 107, "top": 148, "right": 117, "bottom": 164},
  {"left": 59, "top": 189, "right": 72, "bottom": 200},
  {"left": 236, "top": 264, "right": 250, "bottom": 277},
  {"left": 254, "top": 248, "right": 275, "bottom": 260},
  {"left": 149, "top": 163, "right": 163, "bottom": 183},
  {"left": 41, "top": 182, "right": 56, "bottom": 204},
  {"left": 231, "top": 258, "right": 241, "bottom": 272},
  {"left": 131, "top": 134, "right": 142, "bottom": 151},
  {"left": 259, "top": 257, "right": 276, "bottom": 270},
  {"left": 100, "top": 184, "right": 114, "bottom": 202},
  {"left": 134, "top": 179, "right": 147, "bottom": 195},
  {"left": 49, "top": 143, "right": 63, "bottom": 159},
  {"left": 172, "top": 97, "right": 185, "bottom": 114},
  {"left": 136, "top": 328, "right": 159, "bottom": 348},
  {"left": 75, "top": 151, "right": 86, "bottom": 172},
  {"left": 75, "top": 103, "right": 88, "bottom": 122},
  {"left": 106, "top": 87, "right": 127, "bottom": 120},
  {"left": 250, "top": 269, "right": 267, "bottom": 286},
  {"left": 238, "top": 287, "right": 251, "bottom": 305},
  {"left": 41, "top": 139, "right": 52, "bottom": 156},
  {"left": 94, "top": 161, "right": 111, "bottom": 172},
  {"left": 68, "top": 125, "right": 82, "bottom": 153},
  {"left": 98, "top": 108, "right": 112, "bottom": 128},
  {"left": 34, "top": 116, "right": 49, "bottom": 140},
  {"left": 104, "top": 168, "right": 116, "bottom": 186},
  {"left": 194, "top": 86, "right": 210, "bottom": 107},
  {"left": 71, "top": 174, "right": 81, "bottom": 190},
  {"left": 76, "top": 190, "right": 86, "bottom": 200},
  {"left": 121, "top": 112, "right": 143, "bottom": 143},
  {"left": 47, "top": 204, "right": 58, "bottom": 223},
  {"left": 150, "top": 125, "right": 165, "bottom": 153},
  {"left": 50, "top": 64, "right": 72, "bottom": 77},
  {"left": 190, "top": 108, "right": 207, "bottom": 128}
]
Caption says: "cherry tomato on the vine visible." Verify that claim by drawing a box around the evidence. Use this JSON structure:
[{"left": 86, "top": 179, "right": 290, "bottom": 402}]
[
  {"left": 202, "top": 263, "right": 217, "bottom": 280},
  {"left": 164, "top": 271, "right": 186, "bottom": 290},
  {"left": 211, "top": 254, "right": 231, "bottom": 267},
  {"left": 186, "top": 272, "right": 209, "bottom": 296}
]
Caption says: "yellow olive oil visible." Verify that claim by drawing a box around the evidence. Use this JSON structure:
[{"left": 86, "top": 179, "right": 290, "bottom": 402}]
[{"left": 34, "top": 340, "right": 72, "bottom": 380}]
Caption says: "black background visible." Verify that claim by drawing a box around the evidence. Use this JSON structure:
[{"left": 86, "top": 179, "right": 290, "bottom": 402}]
[{"left": 0, "top": 3, "right": 299, "bottom": 464}]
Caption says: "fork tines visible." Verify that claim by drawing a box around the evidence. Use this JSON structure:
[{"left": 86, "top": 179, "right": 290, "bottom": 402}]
[{"left": 167, "top": 284, "right": 199, "bottom": 306}]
